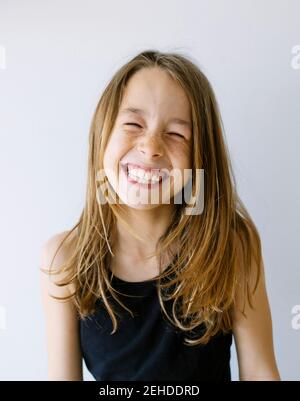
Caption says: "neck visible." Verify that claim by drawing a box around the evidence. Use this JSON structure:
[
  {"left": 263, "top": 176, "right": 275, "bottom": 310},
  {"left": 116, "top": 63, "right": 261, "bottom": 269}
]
[{"left": 115, "top": 204, "right": 176, "bottom": 261}]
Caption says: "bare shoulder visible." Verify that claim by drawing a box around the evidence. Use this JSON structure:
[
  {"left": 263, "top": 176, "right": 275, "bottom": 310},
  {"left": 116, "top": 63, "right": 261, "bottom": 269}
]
[
  {"left": 39, "top": 228, "right": 78, "bottom": 298},
  {"left": 231, "top": 231, "right": 281, "bottom": 380},
  {"left": 39, "top": 228, "right": 83, "bottom": 380}
]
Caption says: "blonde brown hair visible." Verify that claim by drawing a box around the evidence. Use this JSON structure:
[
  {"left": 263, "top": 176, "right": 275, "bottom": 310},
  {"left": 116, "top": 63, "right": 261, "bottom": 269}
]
[{"left": 41, "top": 49, "right": 262, "bottom": 345}]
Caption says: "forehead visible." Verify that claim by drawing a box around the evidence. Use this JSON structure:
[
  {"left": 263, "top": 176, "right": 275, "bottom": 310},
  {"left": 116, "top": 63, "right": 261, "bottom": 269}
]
[
  {"left": 119, "top": 106, "right": 191, "bottom": 129},
  {"left": 119, "top": 67, "right": 191, "bottom": 123}
]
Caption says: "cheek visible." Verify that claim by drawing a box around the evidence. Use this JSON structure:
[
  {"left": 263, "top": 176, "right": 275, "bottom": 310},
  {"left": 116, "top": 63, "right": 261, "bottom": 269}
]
[
  {"left": 103, "top": 136, "right": 128, "bottom": 167},
  {"left": 170, "top": 144, "right": 192, "bottom": 169},
  {"left": 169, "top": 146, "right": 192, "bottom": 189}
]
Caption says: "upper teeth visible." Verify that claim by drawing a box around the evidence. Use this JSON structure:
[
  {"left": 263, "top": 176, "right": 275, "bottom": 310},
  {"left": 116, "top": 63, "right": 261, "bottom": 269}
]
[{"left": 127, "top": 167, "right": 161, "bottom": 182}]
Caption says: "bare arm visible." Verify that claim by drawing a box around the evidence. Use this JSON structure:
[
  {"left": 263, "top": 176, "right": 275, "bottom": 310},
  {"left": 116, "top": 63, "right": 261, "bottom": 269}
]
[
  {"left": 40, "top": 231, "right": 83, "bottom": 381},
  {"left": 232, "top": 239, "right": 281, "bottom": 381}
]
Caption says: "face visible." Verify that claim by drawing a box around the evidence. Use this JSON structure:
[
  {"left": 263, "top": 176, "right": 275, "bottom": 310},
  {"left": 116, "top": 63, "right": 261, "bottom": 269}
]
[{"left": 103, "top": 67, "right": 193, "bottom": 210}]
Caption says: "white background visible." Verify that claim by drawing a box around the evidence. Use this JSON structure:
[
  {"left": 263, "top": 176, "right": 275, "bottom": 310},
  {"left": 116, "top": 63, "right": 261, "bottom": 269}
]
[{"left": 0, "top": 0, "right": 299, "bottom": 380}]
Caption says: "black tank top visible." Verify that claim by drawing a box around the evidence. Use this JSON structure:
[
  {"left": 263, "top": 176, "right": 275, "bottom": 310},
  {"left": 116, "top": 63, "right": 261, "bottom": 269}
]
[{"left": 79, "top": 262, "right": 233, "bottom": 381}]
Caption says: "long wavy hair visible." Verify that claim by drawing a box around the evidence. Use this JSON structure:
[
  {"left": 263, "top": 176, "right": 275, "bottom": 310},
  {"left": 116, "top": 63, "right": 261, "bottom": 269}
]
[{"left": 41, "top": 49, "right": 262, "bottom": 346}]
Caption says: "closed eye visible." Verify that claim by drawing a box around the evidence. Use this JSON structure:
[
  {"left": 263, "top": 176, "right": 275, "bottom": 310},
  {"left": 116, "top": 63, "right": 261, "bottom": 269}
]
[
  {"left": 125, "top": 123, "right": 142, "bottom": 128},
  {"left": 124, "top": 123, "right": 185, "bottom": 138},
  {"left": 167, "top": 132, "right": 185, "bottom": 138}
]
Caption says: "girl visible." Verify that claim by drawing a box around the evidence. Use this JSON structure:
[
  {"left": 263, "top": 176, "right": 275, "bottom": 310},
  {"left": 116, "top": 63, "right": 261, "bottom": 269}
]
[{"left": 40, "top": 50, "right": 281, "bottom": 381}]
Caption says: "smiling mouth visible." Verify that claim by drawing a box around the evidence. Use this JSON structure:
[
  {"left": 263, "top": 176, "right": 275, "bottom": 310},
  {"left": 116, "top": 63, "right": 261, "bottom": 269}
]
[
  {"left": 121, "top": 162, "right": 169, "bottom": 174},
  {"left": 120, "top": 162, "right": 169, "bottom": 186}
]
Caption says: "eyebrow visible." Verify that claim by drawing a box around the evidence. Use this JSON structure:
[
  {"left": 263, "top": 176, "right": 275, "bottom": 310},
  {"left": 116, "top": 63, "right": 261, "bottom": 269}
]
[{"left": 120, "top": 107, "right": 192, "bottom": 128}]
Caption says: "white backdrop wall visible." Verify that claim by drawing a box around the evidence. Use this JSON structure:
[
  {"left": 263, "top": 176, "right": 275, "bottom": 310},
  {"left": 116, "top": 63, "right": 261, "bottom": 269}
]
[{"left": 0, "top": 0, "right": 299, "bottom": 380}]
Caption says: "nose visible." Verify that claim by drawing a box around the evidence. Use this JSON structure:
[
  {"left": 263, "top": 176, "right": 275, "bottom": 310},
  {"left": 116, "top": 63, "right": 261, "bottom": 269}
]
[{"left": 137, "top": 134, "right": 165, "bottom": 159}]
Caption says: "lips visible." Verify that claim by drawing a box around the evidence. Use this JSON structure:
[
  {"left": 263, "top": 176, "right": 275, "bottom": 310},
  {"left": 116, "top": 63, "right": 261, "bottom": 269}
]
[
  {"left": 120, "top": 162, "right": 169, "bottom": 179},
  {"left": 119, "top": 162, "right": 171, "bottom": 189}
]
